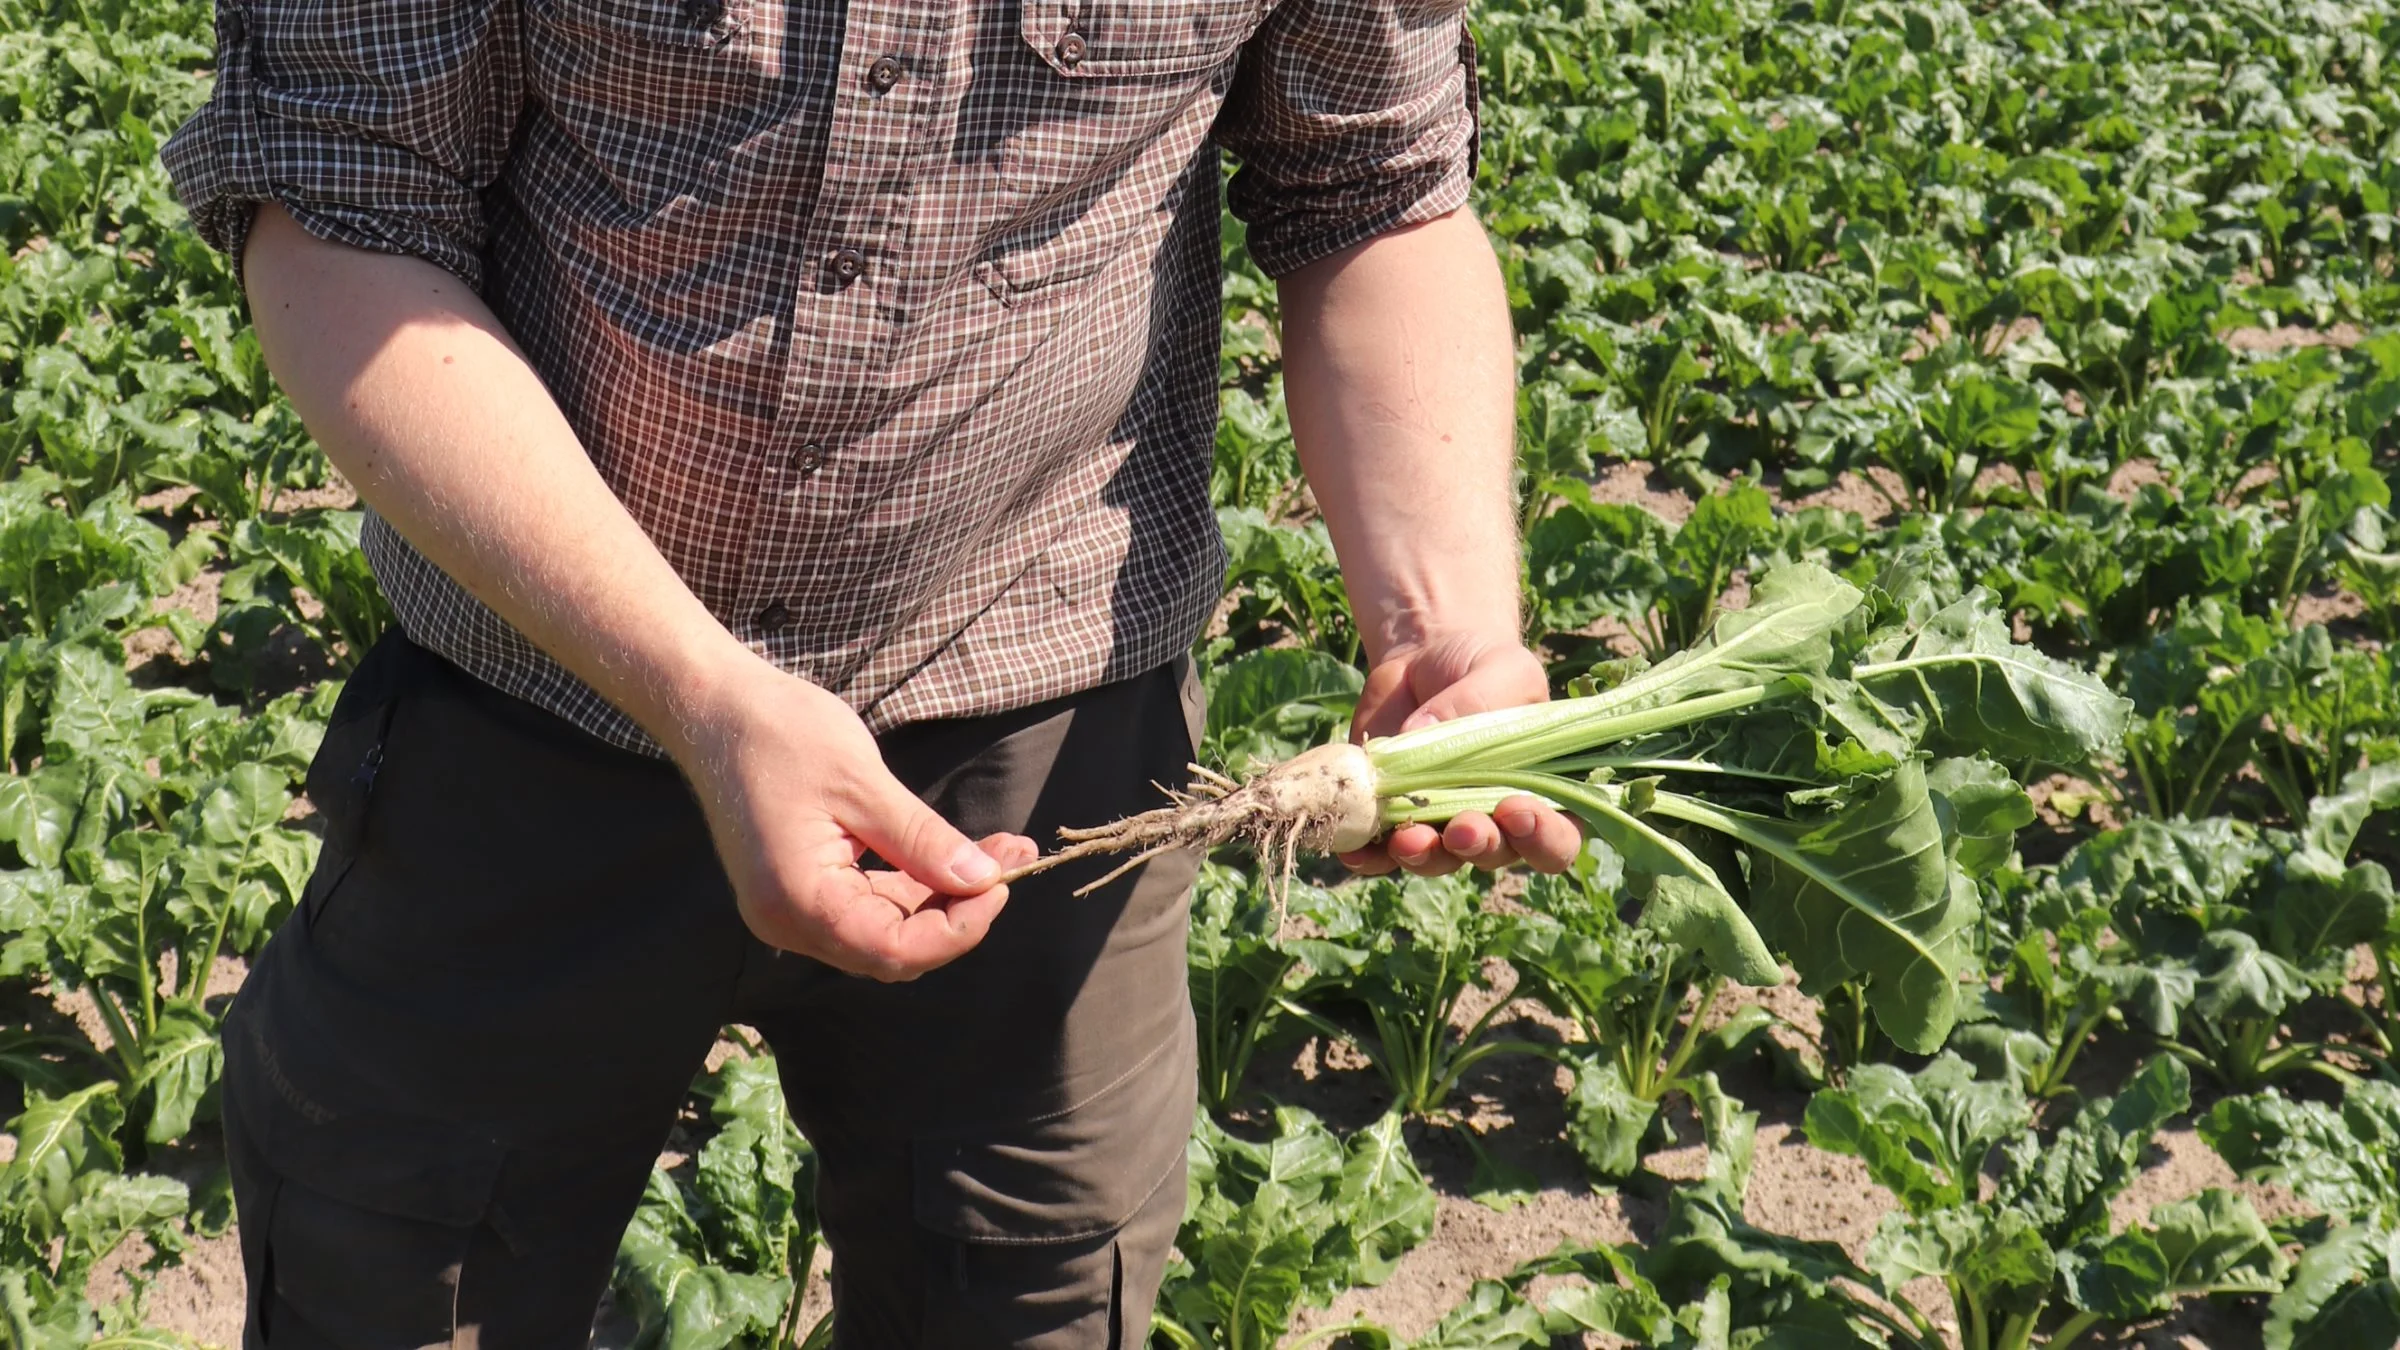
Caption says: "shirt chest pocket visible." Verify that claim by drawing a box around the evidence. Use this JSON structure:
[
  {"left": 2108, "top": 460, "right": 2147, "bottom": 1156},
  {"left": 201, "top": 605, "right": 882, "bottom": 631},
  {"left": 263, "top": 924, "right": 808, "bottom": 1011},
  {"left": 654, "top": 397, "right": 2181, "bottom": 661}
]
[
  {"left": 973, "top": 0, "right": 1265, "bottom": 298},
  {"left": 996, "top": 0, "right": 1266, "bottom": 171},
  {"left": 525, "top": 0, "right": 793, "bottom": 218}
]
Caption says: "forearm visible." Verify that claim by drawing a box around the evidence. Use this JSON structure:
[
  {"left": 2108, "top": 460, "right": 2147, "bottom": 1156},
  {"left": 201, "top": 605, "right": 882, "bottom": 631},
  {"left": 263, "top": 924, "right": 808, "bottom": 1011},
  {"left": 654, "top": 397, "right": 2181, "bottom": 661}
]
[
  {"left": 240, "top": 203, "right": 752, "bottom": 761},
  {"left": 1278, "top": 208, "right": 1522, "bottom": 664}
]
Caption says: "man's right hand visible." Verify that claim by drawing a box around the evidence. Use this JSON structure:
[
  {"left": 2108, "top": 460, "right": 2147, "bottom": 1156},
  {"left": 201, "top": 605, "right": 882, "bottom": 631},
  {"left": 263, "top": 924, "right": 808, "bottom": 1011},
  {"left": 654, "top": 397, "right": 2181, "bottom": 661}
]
[
  {"left": 667, "top": 655, "right": 1030, "bottom": 982},
  {"left": 239, "top": 209, "right": 1021, "bottom": 980}
]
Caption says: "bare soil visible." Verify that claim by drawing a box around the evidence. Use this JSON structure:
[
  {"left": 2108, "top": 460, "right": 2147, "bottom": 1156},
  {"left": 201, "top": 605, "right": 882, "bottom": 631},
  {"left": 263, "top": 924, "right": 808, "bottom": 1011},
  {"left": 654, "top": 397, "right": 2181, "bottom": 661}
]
[
  {"left": 1583, "top": 461, "right": 1700, "bottom": 525},
  {"left": 1783, "top": 466, "right": 1909, "bottom": 528},
  {"left": 2220, "top": 323, "right": 2363, "bottom": 353}
]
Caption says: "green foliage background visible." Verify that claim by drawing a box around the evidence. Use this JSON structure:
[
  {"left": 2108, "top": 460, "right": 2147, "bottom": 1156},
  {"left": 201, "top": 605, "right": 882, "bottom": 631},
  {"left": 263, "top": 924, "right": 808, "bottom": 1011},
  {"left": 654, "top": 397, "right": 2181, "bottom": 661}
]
[{"left": 4, "top": 0, "right": 2400, "bottom": 1344}]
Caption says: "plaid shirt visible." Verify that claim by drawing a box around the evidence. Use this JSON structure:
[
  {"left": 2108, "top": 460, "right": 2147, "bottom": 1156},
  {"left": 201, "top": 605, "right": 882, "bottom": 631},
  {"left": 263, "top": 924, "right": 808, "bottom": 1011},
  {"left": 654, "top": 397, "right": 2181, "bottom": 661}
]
[{"left": 164, "top": 0, "right": 1478, "bottom": 754}]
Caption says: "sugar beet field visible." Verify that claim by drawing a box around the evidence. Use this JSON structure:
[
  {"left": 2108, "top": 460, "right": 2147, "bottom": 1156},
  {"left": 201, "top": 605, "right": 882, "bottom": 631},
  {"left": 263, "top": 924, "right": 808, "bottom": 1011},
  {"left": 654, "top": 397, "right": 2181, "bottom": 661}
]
[{"left": 7, "top": 0, "right": 2400, "bottom": 1345}]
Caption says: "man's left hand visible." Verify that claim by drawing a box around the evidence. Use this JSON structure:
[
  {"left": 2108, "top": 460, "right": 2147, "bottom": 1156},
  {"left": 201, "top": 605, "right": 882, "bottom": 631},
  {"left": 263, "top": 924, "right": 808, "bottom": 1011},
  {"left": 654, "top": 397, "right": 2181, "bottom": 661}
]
[{"left": 1337, "top": 630, "right": 1584, "bottom": 877}]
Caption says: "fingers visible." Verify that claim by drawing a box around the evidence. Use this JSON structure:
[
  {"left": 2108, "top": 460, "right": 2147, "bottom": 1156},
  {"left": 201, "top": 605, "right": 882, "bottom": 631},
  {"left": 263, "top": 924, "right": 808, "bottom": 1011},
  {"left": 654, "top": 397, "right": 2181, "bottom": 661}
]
[
  {"left": 974, "top": 831, "right": 1041, "bottom": 872},
  {"left": 1354, "top": 634, "right": 1548, "bottom": 740},
  {"left": 1342, "top": 638, "right": 1580, "bottom": 878},
  {"left": 1490, "top": 797, "right": 1582, "bottom": 873},
  {"left": 1439, "top": 811, "right": 1519, "bottom": 871},
  {"left": 1339, "top": 800, "right": 1584, "bottom": 880},
  {"left": 826, "top": 833, "right": 1034, "bottom": 980},
  {"left": 1428, "top": 802, "right": 1579, "bottom": 873},
  {"left": 1353, "top": 816, "right": 1459, "bottom": 879},
  {"left": 756, "top": 829, "right": 1031, "bottom": 982},
  {"left": 1337, "top": 845, "right": 1400, "bottom": 875},
  {"left": 841, "top": 770, "right": 1023, "bottom": 897},
  {"left": 818, "top": 869, "right": 1010, "bottom": 981}
]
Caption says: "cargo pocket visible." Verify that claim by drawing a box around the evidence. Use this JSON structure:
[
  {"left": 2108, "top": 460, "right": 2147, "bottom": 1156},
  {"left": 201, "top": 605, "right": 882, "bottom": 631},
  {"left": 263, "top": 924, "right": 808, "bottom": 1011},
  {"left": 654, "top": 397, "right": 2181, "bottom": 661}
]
[
  {"left": 910, "top": 1023, "right": 1196, "bottom": 1346},
  {"left": 231, "top": 1029, "right": 509, "bottom": 1347}
]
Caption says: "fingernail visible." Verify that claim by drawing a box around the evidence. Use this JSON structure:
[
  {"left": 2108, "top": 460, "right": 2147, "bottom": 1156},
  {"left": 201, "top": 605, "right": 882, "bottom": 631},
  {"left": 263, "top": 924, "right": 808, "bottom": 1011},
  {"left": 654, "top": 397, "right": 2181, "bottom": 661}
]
[
  {"left": 950, "top": 844, "right": 998, "bottom": 886},
  {"left": 1401, "top": 710, "right": 1439, "bottom": 732},
  {"left": 1501, "top": 813, "right": 1534, "bottom": 838}
]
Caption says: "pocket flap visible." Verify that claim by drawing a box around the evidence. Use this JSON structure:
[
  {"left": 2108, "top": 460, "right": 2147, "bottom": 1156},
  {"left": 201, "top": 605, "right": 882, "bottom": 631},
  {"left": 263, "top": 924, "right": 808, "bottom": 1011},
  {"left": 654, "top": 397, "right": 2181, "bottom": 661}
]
[
  {"left": 1020, "top": 0, "right": 1258, "bottom": 78},
  {"left": 228, "top": 1017, "right": 507, "bottom": 1229},
  {"left": 271, "top": 1112, "right": 507, "bottom": 1229},
  {"left": 534, "top": 0, "right": 752, "bottom": 47},
  {"left": 913, "top": 1023, "right": 1194, "bottom": 1244}
]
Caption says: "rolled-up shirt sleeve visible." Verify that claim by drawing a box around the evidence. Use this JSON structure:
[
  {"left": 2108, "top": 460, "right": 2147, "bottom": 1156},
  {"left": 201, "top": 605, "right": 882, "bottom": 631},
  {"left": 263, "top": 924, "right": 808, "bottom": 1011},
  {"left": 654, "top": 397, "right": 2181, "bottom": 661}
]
[
  {"left": 1212, "top": 0, "right": 1479, "bottom": 278},
  {"left": 161, "top": 0, "right": 523, "bottom": 292}
]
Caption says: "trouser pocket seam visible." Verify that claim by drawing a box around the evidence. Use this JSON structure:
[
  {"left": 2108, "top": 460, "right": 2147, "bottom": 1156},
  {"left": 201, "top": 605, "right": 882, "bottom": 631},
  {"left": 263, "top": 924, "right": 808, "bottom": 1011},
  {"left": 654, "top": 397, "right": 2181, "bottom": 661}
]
[{"left": 299, "top": 693, "right": 401, "bottom": 939}]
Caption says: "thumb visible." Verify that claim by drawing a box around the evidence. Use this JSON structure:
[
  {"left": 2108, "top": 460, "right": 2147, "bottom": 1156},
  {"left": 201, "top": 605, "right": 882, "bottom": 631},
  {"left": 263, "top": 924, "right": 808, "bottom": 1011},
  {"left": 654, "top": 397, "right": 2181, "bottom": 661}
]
[
  {"left": 844, "top": 771, "right": 1007, "bottom": 896},
  {"left": 1352, "top": 659, "right": 1422, "bottom": 741},
  {"left": 1399, "top": 660, "right": 1546, "bottom": 732}
]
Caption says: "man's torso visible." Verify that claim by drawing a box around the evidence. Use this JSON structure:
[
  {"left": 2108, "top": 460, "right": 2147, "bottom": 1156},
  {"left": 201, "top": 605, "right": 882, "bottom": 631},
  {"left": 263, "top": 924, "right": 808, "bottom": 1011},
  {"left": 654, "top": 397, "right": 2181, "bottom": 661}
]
[{"left": 391, "top": 0, "right": 1258, "bottom": 748}]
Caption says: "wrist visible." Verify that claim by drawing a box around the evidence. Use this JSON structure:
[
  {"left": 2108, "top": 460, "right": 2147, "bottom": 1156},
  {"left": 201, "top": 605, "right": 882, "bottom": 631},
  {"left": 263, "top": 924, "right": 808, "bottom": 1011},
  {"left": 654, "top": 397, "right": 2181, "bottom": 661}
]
[
  {"left": 647, "top": 633, "right": 781, "bottom": 771},
  {"left": 1365, "top": 609, "right": 1526, "bottom": 668},
  {"left": 1349, "top": 568, "right": 1523, "bottom": 669}
]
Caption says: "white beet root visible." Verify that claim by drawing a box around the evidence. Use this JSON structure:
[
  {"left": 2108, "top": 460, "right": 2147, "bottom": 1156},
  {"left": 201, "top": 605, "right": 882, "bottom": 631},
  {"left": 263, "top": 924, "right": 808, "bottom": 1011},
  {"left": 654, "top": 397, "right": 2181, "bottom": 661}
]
[
  {"left": 997, "top": 742, "right": 1382, "bottom": 896},
  {"left": 1264, "top": 742, "right": 1382, "bottom": 852}
]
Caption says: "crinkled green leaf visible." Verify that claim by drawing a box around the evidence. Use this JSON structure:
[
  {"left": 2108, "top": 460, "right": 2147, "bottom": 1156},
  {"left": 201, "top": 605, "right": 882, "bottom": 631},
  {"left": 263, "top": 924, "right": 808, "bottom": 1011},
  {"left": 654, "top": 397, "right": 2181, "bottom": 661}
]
[
  {"left": 1693, "top": 1073, "right": 1756, "bottom": 1197},
  {"left": 1564, "top": 1056, "right": 1657, "bottom": 1181},
  {"left": 1804, "top": 1053, "right": 2029, "bottom": 1215},
  {"left": 1646, "top": 1177, "right": 1876, "bottom": 1300},
  {"left": 2262, "top": 1224, "right": 2400, "bottom": 1350},
  {"left": 2190, "top": 929, "right": 2311, "bottom": 1026},
  {"left": 1636, "top": 872, "right": 1780, "bottom": 986},
  {"left": 1669, "top": 760, "right": 1972, "bottom": 1053},
  {"left": 2062, "top": 1188, "right": 2286, "bottom": 1320},
  {"left": 1866, "top": 1205, "right": 2055, "bottom": 1314},
  {"left": 1410, "top": 1280, "right": 1549, "bottom": 1349},
  {"left": 1523, "top": 1242, "right": 1678, "bottom": 1344},
  {"left": 2202, "top": 1082, "right": 2400, "bottom": 1226},
  {"left": 135, "top": 1001, "right": 221, "bottom": 1144},
  {"left": 1525, "top": 484, "right": 1672, "bottom": 641},
  {"left": 614, "top": 1171, "right": 792, "bottom": 1350},
  {"left": 1, "top": 1082, "right": 125, "bottom": 1245},
  {"left": 2058, "top": 816, "right": 2264, "bottom": 956},
  {"left": 1849, "top": 589, "right": 2133, "bottom": 765},
  {"left": 2002, "top": 1056, "right": 2190, "bottom": 1244},
  {"left": 58, "top": 1172, "right": 188, "bottom": 1283},
  {"left": 2265, "top": 758, "right": 2400, "bottom": 957},
  {"left": 1333, "top": 1111, "right": 1436, "bottom": 1288},
  {"left": 1203, "top": 646, "right": 1364, "bottom": 778},
  {"left": 1924, "top": 756, "right": 2035, "bottom": 878},
  {"left": 692, "top": 1058, "right": 803, "bottom": 1278}
]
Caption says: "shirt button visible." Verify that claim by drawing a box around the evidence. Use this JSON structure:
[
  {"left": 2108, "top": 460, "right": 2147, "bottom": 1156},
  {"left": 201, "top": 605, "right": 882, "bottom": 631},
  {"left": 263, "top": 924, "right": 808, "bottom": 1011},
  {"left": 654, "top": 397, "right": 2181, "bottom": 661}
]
[
  {"left": 1056, "top": 30, "right": 1088, "bottom": 67},
  {"left": 756, "top": 600, "right": 793, "bottom": 632},
  {"left": 790, "top": 441, "right": 827, "bottom": 476},
  {"left": 680, "top": 0, "right": 724, "bottom": 27},
  {"left": 829, "top": 248, "right": 865, "bottom": 283},
  {"left": 868, "top": 55, "right": 903, "bottom": 91}
]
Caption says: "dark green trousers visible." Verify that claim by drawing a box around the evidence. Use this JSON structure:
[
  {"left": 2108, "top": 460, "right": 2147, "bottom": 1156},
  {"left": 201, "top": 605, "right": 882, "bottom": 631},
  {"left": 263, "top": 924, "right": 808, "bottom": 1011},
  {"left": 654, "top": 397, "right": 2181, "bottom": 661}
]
[{"left": 223, "top": 633, "right": 1200, "bottom": 1348}]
